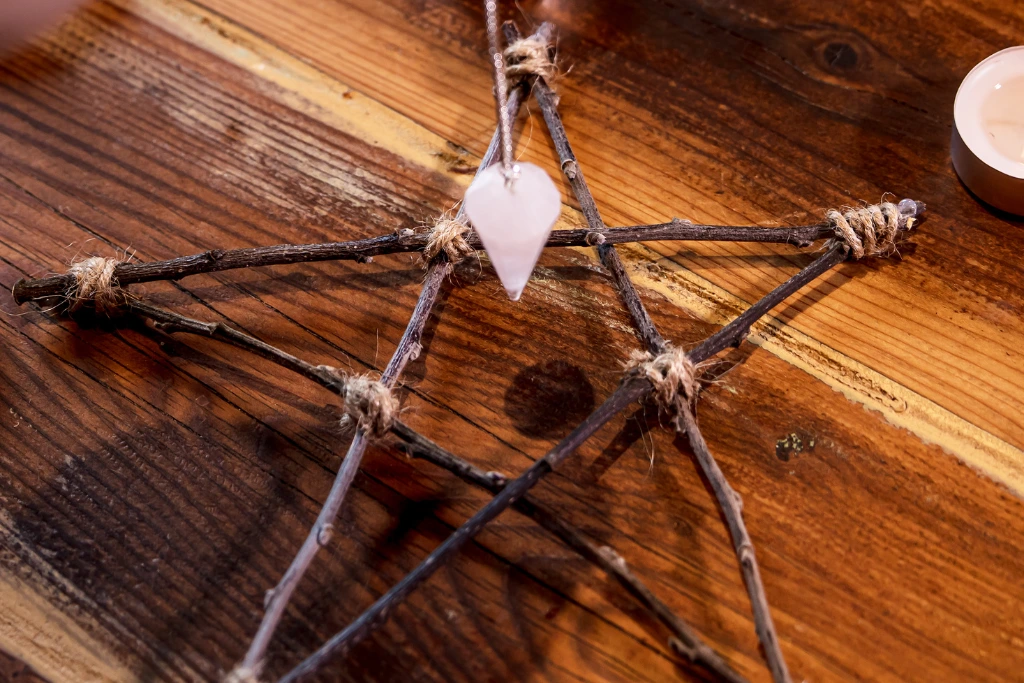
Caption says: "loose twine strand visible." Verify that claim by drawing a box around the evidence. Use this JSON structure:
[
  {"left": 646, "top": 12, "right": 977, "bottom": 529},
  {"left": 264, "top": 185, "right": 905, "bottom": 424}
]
[
  {"left": 827, "top": 202, "right": 910, "bottom": 259},
  {"left": 319, "top": 366, "right": 398, "bottom": 438},
  {"left": 624, "top": 347, "right": 699, "bottom": 413}
]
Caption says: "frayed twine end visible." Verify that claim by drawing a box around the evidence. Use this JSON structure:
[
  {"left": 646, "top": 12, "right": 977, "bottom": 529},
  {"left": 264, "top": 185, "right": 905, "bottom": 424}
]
[
  {"left": 421, "top": 216, "right": 474, "bottom": 267},
  {"left": 624, "top": 347, "right": 699, "bottom": 413},
  {"left": 504, "top": 37, "right": 558, "bottom": 86},
  {"left": 66, "top": 256, "right": 128, "bottom": 315},
  {"left": 319, "top": 366, "right": 398, "bottom": 437},
  {"left": 223, "top": 665, "right": 262, "bottom": 683}
]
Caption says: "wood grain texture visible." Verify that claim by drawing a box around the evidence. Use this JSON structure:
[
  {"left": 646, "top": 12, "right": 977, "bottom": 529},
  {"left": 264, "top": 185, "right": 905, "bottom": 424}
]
[
  {"left": 185, "top": 0, "right": 1024, "bottom": 463},
  {"left": 0, "top": 647, "right": 51, "bottom": 683},
  {"left": 0, "top": 1, "right": 1022, "bottom": 682}
]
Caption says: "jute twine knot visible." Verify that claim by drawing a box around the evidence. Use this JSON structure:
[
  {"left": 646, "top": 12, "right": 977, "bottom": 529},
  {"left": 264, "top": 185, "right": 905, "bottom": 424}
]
[
  {"left": 421, "top": 216, "right": 474, "bottom": 266},
  {"left": 223, "top": 666, "right": 261, "bottom": 683},
  {"left": 319, "top": 366, "right": 398, "bottom": 437},
  {"left": 624, "top": 347, "right": 699, "bottom": 413},
  {"left": 504, "top": 37, "right": 557, "bottom": 84},
  {"left": 826, "top": 202, "right": 905, "bottom": 259},
  {"left": 67, "top": 256, "right": 125, "bottom": 315}
]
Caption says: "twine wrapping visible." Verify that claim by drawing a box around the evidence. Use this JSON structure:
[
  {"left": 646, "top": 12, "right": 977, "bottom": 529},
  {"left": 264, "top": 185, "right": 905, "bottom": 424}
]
[
  {"left": 320, "top": 366, "right": 398, "bottom": 437},
  {"left": 826, "top": 202, "right": 907, "bottom": 259},
  {"left": 223, "top": 666, "right": 261, "bottom": 683},
  {"left": 624, "top": 347, "right": 699, "bottom": 413},
  {"left": 421, "top": 216, "right": 474, "bottom": 266},
  {"left": 503, "top": 37, "right": 557, "bottom": 84},
  {"left": 67, "top": 256, "right": 125, "bottom": 315}
]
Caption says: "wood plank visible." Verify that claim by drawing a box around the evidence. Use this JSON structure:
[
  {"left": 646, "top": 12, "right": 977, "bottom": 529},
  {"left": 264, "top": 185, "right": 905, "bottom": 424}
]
[
  {"left": 181, "top": 0, "right": 1024, "bottom": 466},
  {"left": 0, "top": 2, "right": 1022, "bottom": 683},
  {"left": 0, "top": 645, "right": 53, "bottom": 683}
]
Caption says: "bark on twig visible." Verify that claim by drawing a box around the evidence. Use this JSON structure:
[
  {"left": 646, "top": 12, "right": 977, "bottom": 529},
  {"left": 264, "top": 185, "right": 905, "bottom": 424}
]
[
  {"left": 391, "top": 423, "right": 747, "bottom": 683},
  {"left": 674, "top": 407, "right": 786, "bottom": 683},
  {"left": 12, "top": 16, "right": 927, "bottom": 683},
  {"left": 233, "top": 29, "right": 545, "bottom": 674},
  {"left": 11, "top": 223, "right": 844, "bottom": 305},
  {"left": 529, "top": 56, "right": 665, "bottom": 354}
]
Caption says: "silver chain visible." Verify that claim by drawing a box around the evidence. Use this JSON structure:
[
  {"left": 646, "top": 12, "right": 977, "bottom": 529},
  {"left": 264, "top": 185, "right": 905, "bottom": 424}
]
[{"left": 484, "top": 0, "right": 519, "bottom": 184}]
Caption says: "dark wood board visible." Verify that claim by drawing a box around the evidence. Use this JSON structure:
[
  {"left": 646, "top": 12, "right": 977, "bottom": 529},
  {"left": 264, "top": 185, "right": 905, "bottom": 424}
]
[{"left": 1, "top": 1, "right": 1022, "bottom": 681}]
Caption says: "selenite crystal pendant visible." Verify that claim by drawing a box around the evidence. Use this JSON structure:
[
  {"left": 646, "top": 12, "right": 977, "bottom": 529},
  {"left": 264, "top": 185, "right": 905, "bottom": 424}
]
[{"left": 464, "top": 161, "right": 562, "bottom": 301}]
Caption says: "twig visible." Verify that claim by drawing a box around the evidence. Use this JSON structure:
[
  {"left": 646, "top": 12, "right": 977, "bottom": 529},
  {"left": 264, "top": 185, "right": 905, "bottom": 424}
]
[
  {"left": 229, "top": 23, "right": 559, "bottom": 676},
  {"left": 525, "top": 44, "right": 663, "bottom": 354},
  {"left": 687, "top": 242, "right": 847, "bottom": 364},
  {"left": 10, "top": 223, "right": 845, "bottom": 304},
  {"left": 235, "top": 262, "right": 446, "bottom": 675},
  {"left": 131, "top": 296, "right": 746, "bottom": 681},
  {"left": 277, "top": 374, "right": 651, "bottom": 683},
  {"left": 674, "top": 407, "right": 784, "bottom": 683},
  {"left": 390, "top": 423, "right": 748, "bottom": 683},
  {"left": 129, "top": 301, "right": 344, "bottom": 389},
  {"left": 529, "top": 47, "right": 793, "bottom": 683}
]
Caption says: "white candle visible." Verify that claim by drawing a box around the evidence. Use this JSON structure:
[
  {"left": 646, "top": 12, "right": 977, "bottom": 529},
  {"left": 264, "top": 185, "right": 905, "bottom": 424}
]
[{"left": 952, "top": 46, "right": 1024, "bottom": 215}]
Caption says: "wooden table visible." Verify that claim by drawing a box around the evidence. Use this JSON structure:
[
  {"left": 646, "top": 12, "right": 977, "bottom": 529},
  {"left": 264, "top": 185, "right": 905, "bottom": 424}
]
[{"left": 1, "top": 1, "right": 1022, "bottom": 681}]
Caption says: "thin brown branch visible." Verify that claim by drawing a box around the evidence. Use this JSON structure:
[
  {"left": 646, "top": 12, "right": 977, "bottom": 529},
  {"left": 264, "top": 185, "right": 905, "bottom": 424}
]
[
  {"left": 130, "top": 298, "right": 743, "bottom": 678},
  {"left": 129, "top": 301, "right": 343, "bottom": 389},
  {"left": 236, "top": 263, "right": 446, "bottom": 675},
  {"left": 674, "top": 407, "right": 789, "bottom": 683},
  {"left": 531, "top": 35, "right": 817, "bottom": 682},
  {"left": 10, "top": 222, "right": 841, "bottom": 305},
  {"left": 688, "top": 242, "right": 848, "bottom": 363},
  {"left": 277, "top": 374, "right": 651, "bottom": 683},
  {"left": 274, "top": 31, "right": 893, "bottom": 683},
  {"left": 390, "top": 423, "right": 748, "bottom": 683},
  {"left": 522, "top": 23, "right": 665, "bottom": 354},
  {"left": 530, "top": 42, "right": 785, "bottom": 681},
  {"left": 230, "top": 23, "right": 557, "bottom": 676}
]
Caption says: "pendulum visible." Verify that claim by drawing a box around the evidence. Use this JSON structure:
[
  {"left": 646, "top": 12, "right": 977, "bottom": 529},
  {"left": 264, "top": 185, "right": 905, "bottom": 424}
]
[{"left": 463, "top": 1, "right": 562, "bottom": 301}]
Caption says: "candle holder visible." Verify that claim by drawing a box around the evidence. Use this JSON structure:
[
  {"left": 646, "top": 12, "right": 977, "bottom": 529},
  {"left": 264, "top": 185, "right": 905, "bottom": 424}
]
[{"left": 952, "top": 46, "right": 1024, "bottom": 216}]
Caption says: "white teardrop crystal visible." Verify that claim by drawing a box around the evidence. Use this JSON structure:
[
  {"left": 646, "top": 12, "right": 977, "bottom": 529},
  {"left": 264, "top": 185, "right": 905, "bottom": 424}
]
[{"left": 464, "top": 162, "right": 561, "bottom": 301}]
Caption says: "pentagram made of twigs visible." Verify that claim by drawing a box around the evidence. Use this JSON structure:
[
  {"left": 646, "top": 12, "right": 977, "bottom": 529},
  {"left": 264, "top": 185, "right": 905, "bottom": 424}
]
[{"left": 11, "top": 20, "right": 923, "bottom": 683}]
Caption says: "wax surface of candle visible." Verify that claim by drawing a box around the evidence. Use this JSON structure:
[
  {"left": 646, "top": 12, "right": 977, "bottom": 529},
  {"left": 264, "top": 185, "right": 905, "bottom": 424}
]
[
  {"left": 951, "top": 46, "right": 1024, "bottom": 214},
  {"left": 982, "top": 75, "right": 1024, "bottom": 167}
]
